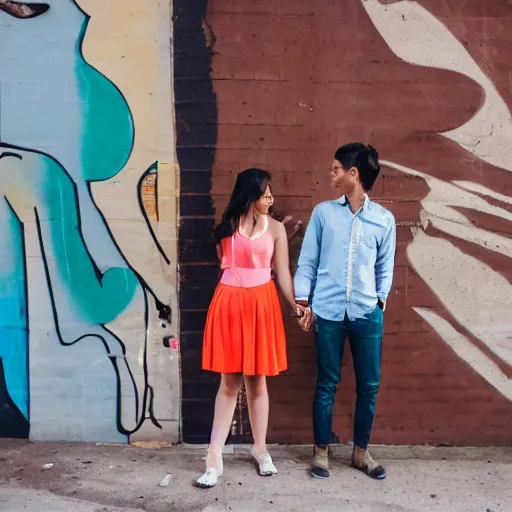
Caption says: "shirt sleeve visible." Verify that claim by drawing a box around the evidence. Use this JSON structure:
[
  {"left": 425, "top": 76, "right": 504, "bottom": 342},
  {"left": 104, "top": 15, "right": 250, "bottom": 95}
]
[
  {"left": 375, "top": 213, "right": 396, "bottom": 301},
  {"left": 294, "top": 205, "right": 323, "bottom": 301}
]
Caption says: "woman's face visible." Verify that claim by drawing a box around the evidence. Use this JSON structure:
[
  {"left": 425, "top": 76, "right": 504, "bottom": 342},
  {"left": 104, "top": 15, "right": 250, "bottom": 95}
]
[{"left": 254, "top": 184, "right": 274, "bottom": 215}]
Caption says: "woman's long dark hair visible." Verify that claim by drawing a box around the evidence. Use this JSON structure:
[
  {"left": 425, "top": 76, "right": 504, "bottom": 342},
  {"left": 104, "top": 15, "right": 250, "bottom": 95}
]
[{"left": 213, "top": 168, "right": 271, "bottom": 243}]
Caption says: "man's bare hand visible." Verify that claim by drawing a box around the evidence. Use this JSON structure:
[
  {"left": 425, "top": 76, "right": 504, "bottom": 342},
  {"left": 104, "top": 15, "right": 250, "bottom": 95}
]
[{"left": 296, "top": 303, "right": 313, "bottom": 332}]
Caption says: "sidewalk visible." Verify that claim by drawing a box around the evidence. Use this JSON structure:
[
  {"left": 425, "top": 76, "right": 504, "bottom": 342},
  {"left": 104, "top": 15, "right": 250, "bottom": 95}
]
[{"left": 0, "top": 440, "right": 511, "bottom": 512}]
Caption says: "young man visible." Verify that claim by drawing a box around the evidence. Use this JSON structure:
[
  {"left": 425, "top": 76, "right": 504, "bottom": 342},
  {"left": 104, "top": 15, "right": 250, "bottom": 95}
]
[{"left": 294, "top": 143, "right": 396, "bottom": 479}]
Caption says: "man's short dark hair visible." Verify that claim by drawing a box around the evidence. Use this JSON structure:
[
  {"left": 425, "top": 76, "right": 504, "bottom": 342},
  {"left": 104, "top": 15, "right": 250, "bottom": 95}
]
[{"left": 334, "top": 143, "right": 381, "bottom": 191}]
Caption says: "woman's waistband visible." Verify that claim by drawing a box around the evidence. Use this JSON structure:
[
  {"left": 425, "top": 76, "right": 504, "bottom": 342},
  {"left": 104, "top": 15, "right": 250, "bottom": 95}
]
[{"left": 219, "top": 267, "right": 271, "bottom": 288}]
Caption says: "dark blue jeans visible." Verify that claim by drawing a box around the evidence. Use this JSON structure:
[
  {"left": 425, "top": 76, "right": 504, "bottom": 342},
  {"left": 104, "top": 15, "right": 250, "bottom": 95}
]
[{"left": 313, "top": 306, "right": 383, "bottom": 448}]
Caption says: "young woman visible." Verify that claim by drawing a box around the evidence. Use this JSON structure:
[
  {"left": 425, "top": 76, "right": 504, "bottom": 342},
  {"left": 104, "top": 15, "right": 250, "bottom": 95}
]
[{"left": 196, "top": 168, "right": 304, "bottom": 488}]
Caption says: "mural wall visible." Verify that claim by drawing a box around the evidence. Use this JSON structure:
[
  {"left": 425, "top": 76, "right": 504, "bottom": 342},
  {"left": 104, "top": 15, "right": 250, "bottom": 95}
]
[
  {"left": 178, "top": 0, "right": 512, "bottom": 445},
  {"left": 362, "top": 0, "right": 512, "bottom": 404},
  {"left": 0, "top": 0, "right": 179, "bottom": 442}
]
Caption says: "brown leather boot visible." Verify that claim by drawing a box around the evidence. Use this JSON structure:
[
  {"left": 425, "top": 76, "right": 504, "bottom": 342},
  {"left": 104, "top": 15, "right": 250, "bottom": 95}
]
[
  {"left": 351, "top": 445, "right": 386, "bottom": 479},
  {"left": 311, "top": 445, "right": 329, "bottom": 479}
]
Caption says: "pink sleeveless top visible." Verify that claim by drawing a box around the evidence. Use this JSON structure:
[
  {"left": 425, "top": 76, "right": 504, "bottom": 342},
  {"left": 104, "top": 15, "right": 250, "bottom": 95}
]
[{"left": 219, "top": 218, "right": 274, "bottom": 288}]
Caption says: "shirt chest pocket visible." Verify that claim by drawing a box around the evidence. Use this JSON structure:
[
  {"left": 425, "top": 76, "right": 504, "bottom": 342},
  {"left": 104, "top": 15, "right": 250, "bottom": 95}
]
[
  {"left": 358, "top": 234, "right": 376, "bottom": 249},
  {"left": 356, "top": 221, "right": 379, "bottom": 246},
  {"left": 354, "top": 222, "right": 379, "bottom": 261}
]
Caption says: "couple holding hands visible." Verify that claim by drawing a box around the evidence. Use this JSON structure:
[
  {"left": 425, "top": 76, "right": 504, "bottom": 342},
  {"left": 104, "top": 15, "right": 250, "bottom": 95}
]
[{"left": 197, "top": 143, "right": 396, "bottom": 488}]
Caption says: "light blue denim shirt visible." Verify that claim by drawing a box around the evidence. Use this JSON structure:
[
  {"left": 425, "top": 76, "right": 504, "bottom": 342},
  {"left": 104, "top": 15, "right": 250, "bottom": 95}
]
[{"left": 294, "top": 195, "right": 396, "bottom": 321}]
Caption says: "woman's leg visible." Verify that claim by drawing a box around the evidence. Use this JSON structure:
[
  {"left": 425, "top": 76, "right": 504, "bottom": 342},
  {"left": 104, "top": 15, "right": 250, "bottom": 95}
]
[
  {"left": 244, "top": 375, "right": 269, "bottom": 453},
  {"left": 244, "top": 374, "right": 278, "bottom": 476},
  {"left": 205, "top": 373, "right": 243, "bottom": 468}
]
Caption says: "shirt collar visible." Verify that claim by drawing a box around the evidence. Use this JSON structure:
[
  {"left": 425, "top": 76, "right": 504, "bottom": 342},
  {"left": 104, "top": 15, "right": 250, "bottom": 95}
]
[{"left": 338, "top": 194, "right": 370, "bottom": 210}]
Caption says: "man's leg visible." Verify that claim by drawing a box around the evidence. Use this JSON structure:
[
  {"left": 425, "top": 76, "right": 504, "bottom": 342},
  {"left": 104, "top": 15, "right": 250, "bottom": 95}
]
[
  {"left": 312, "top": 315, "right": 346, "bottom": 478},
  {"left": 347, "top": 305, "right": 386, "bottom": 479}
]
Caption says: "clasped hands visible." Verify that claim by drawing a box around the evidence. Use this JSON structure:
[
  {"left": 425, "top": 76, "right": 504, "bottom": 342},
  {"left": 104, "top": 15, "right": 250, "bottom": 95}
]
[{"left": 294, "top": 300, "right": 313, "bottom": 332}]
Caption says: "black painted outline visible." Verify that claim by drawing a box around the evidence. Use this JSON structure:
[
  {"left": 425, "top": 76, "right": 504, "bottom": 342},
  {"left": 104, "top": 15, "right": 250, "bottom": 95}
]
[
  {"left": 0, "top": 1, "right": 50, "bottom": 20},
  {"left": 34, "top": 207, "right": 134, "bottom": 435},
  {"left": 0, "top": 152, "right": 22, "bottom": 160},
  {"left": 137, "top": 161, "right": 171, "bottom": 265},
  {"left": 138, "top": 161, "right": 160, "bottom": 222},
  {"left": 0, "top": 359, "right": 29, "bottom": 438},
  {"left": 86, "top": 181, "right": 171, "bottom": 321}
]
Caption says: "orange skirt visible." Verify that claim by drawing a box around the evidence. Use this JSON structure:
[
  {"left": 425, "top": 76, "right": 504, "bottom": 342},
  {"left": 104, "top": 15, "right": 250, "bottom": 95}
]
[{"left": 202, "top": 280, "right": 288, "bottom": 376}]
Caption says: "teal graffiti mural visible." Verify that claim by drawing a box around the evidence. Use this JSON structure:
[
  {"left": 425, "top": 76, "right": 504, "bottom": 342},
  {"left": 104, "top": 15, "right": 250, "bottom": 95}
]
[
  {"left": 0, "top": 1, "right": 171, "bottom": 441},
  {"left": 0, "top": 191, "right": 28, "bottom": 437}
]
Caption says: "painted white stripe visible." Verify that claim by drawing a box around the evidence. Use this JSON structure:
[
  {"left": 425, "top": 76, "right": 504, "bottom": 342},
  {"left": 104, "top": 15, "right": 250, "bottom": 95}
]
[
  {"left": 414, "top": 308, "right": 512, "bottom": 401},
  {"left": 453, "top": 181, "right": 512, "bottom": 205},
  {"left": 381, "top": 159, "right": 512, "bottom": 258},
  {"left": 361, "top": 0, "right": 512, "bottom": 172},
  {"left": 408, "top": 230, "right": 512, "bottom": 369}
]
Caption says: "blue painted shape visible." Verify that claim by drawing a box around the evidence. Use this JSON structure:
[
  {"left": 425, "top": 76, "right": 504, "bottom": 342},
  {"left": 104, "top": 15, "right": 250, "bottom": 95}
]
[
  {"left": 0, "top": 200, "right": 28, "bottom": 420},
  {"left": 75, "top": 18, "right": 134, "bottom": 182}
]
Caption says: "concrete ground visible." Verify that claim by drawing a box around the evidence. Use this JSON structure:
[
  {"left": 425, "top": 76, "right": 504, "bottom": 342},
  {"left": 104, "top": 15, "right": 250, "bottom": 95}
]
[{"left": 0, "top": 440, "right": 511, "bottom": 512}]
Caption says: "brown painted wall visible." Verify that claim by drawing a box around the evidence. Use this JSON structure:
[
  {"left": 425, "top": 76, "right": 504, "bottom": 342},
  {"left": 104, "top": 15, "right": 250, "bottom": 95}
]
[{"left": 176, "top": 0, "right": 512, "bottom": 445}]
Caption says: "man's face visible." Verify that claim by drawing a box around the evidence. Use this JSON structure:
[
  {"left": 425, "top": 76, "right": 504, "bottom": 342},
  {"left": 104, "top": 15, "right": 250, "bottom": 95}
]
[{"left": 330, "top": 159, "right": 356, "bottom": 193}]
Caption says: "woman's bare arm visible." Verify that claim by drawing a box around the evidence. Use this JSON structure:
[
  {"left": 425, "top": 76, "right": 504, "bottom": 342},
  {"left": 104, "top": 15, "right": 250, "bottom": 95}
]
[{"left": 273, "top": 221, "right": 297, "bottom": 313}]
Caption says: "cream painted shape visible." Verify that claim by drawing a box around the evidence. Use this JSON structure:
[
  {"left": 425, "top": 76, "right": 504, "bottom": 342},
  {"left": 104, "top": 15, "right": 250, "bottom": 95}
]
[
  {"left": 74, "top": 0, "right": 180, "bottom": 440},
  {"left": 408, "top": 230, "right": 512, "bottom": 369},
  {"left": 381, "top": 160, "right": 512, "bottom": 260},
  {"left": 77, "top": 0, "right": 177, "bottom": 304},
  {"left": 414, "top": 308, "right": 512, "bottom": 401},
  {"left": 361, "top": 0, "right": 512, "bottom": 173},
  {"left": 362, "top": 0, "right": 512, "bottom": 400}
]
